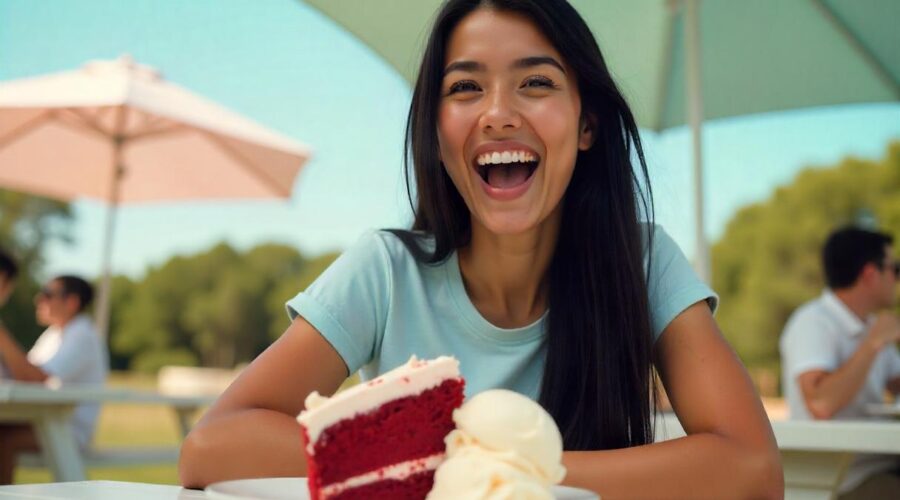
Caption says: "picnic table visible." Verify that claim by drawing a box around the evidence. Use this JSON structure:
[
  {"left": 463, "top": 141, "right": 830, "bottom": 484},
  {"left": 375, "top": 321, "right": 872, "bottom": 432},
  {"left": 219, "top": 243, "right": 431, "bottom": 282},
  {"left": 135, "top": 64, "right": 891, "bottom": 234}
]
[
  {"left": 656, "top": 410, "right": 900, "bottom": 500},
  {"left": 0, "top": 381, "right": 215, "bottom": 482}
]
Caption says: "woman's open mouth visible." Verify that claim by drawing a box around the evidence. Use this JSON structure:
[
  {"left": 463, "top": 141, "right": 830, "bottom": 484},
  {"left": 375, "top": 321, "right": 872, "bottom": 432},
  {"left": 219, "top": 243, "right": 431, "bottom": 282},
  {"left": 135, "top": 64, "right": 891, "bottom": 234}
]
[{"left": 473, "top": 150, "right": 540, "bottom": 200}]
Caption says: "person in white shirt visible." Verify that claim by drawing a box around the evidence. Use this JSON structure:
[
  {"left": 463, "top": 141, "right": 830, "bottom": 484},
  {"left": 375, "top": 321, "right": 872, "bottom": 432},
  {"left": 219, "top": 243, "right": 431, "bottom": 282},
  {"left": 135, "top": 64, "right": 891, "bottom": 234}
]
[
  {"left": 780, "top": 227, "right": 900, "bottom": 499},
  {"left": 0, "top": 270, "right": 108, "bottom": 485}
]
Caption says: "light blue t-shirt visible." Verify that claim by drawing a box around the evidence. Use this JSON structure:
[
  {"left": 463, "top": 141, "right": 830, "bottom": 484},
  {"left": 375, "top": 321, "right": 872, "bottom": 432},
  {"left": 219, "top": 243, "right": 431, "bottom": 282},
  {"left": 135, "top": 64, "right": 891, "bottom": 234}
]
[{"left": 286, "top": 225, "right": 717, "bottom": 399}]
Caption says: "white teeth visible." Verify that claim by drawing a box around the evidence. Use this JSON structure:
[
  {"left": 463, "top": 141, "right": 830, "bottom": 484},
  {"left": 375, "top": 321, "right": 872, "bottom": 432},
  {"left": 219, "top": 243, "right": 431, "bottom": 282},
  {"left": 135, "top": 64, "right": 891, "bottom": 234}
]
[{"left": 475, "top": 150, "right": 538, "bottom": 166}]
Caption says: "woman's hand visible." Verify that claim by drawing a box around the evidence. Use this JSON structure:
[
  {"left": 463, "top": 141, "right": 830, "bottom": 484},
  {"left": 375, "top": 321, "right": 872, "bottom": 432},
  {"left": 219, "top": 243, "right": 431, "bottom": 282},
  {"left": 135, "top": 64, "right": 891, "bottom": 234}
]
[{"left": 178, "top": 317, "right": 348, "bottom": 488}]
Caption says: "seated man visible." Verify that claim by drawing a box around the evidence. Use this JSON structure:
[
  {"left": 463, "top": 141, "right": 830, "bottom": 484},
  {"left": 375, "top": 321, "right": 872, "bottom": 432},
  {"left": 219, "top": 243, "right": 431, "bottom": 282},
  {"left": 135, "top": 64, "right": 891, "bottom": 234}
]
[
  {"left": 780, "top": 227, "right": 900, "bottom": 499},
  {"left": 0, "top": 266, "right": 109, "bottom": 485}
]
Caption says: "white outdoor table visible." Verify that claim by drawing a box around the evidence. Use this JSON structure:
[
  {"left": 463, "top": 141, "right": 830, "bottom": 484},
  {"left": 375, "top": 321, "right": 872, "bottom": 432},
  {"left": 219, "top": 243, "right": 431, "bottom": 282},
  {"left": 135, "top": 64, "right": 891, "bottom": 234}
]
[
  {"left": 657, "top": 413, "right": 900, "bottom": 500},
  {"left": 0, "top": 382, "right": 215, "bottom": 483},
  {"left": 865, "top": 403, "right": 900, "bottom": 419},
  {"left": 0, "top": 480, "right": 203, "bottom": 499}
]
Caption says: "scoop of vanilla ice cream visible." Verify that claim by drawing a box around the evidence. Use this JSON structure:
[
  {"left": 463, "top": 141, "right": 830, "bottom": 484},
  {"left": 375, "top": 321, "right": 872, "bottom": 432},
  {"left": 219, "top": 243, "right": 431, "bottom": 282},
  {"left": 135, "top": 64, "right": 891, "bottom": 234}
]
[
  {"left": 427, "top": 447, "right": 554, "bottom": 500},
  {"left": 452, "top": 389, "right": 566, "bottom": 484},
  {"left": 427, "top": 389, "right": 566, "bottom": 500}
]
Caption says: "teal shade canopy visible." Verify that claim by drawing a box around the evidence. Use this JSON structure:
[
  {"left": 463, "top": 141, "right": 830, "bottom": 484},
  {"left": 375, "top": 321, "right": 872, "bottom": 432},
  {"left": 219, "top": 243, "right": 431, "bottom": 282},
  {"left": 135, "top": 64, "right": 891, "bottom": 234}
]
[{"left": 301, "top": 0, "right": 899, "bottom": 131}]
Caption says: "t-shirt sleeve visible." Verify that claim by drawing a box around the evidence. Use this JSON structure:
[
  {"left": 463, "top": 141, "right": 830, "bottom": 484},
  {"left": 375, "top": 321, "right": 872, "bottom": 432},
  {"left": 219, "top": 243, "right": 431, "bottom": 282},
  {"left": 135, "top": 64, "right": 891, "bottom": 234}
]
[
  {"left": 285, "top": 231, "right": 391, "bottom": 373},
  {"left": 38, "top": 326, "right": 97, "bottom": 383},
  {"left": 646, "top": 225, "right": 719, "bottom": 341},
  {"left": 780, "top": 312, "right": 840, "bottom": 377}
]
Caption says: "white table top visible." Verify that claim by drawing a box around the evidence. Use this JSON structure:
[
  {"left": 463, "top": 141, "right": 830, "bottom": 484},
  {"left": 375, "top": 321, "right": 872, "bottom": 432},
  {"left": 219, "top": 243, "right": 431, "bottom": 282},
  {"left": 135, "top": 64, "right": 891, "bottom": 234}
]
[
  {"left": 0, "top": 479, "right": 599, "bottom": 500},
  {"left": 0, "top": 481, "right": 204, "bottom": 500},
  {"left": 865, "top": 403, "right": 900, "bottom": 418},
  {"left": 657, "top": 413, "right": 900, "bottom": 454}
]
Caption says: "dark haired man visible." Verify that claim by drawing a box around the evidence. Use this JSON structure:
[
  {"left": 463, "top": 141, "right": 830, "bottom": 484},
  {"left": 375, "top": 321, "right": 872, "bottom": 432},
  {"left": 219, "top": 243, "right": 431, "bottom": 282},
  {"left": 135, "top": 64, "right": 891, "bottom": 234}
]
[
  {"left": 780, "top": 227, "right": 900, "bottom": 499},
  {"left": 0, "top": 274, "right": 108, "bottom": 484}
]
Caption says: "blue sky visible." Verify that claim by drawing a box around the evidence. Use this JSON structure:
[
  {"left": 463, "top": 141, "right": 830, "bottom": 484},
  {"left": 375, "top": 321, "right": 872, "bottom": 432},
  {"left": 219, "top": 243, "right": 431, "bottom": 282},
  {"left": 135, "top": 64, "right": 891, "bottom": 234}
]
[{"left": 1, "top": 0, "right": 898, "bottom": 280}]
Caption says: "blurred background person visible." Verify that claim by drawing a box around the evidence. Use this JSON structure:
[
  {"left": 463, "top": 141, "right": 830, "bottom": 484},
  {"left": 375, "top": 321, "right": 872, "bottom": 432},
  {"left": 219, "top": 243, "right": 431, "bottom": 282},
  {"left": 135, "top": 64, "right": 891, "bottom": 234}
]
[
  {"left": 0, "top": 274, "right": 108, "bottom": 485},
  {"left": 0, "top": 249, "right": 15, "bottom": 306},
  {"left": 780, "top": 226, "right": 900, "bottom": 499},
  {"left": 0, "top": 248, "right": 18, "bottom": 378}
]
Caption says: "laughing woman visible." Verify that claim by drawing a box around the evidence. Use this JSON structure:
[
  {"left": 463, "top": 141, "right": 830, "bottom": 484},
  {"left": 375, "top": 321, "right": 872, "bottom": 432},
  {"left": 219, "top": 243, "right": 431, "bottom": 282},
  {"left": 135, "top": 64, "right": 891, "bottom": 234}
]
[{"left": 179, "top": 0, "right": 783, "bottom": 497}]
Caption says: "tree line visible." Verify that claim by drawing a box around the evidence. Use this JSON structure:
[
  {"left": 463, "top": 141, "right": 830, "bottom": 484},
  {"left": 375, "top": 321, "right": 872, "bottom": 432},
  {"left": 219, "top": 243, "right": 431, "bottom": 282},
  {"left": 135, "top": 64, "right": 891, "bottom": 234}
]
[{"left": 105, "top": 243, "right": 338, "bottom": 372}]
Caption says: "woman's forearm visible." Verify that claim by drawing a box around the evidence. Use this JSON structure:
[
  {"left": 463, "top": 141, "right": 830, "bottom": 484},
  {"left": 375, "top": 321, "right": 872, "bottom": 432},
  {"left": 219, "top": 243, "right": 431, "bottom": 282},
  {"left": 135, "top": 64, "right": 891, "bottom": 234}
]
[
  {"left": 562, "top": 433, "right": 782, "bottom": 499},
  {"left": 179, "top": 408, "right": 307, "bottom": 489}
]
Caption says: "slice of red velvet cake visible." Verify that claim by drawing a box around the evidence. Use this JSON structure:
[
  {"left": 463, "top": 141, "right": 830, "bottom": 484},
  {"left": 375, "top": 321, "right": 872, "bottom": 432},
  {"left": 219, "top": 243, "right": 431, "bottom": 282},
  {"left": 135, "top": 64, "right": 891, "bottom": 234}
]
[{"left": 298, "top": 356, "right": 465, "bottom": 500}]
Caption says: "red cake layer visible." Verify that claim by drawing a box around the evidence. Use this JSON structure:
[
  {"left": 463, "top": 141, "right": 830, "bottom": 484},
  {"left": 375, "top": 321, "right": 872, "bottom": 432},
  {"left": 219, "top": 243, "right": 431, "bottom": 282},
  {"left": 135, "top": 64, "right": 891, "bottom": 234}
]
[
  {"left": 329, "top": 470, "right": 435, "bottom": 500},
  {"left": 304, "top": 377, "right": 464, "bottom": 496}
]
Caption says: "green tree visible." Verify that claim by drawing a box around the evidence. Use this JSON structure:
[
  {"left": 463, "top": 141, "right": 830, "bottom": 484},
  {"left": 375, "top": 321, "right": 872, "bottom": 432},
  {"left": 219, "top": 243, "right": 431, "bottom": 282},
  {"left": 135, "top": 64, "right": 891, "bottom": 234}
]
[
  {"left": 111, "top": 243, "right": 241, "bottom": 371},
  {"left": 712, "top": 141, "right": 900, "bottom": 394},
  {"left": 109, "top": 240, "right": 338, "bottom": 372}
]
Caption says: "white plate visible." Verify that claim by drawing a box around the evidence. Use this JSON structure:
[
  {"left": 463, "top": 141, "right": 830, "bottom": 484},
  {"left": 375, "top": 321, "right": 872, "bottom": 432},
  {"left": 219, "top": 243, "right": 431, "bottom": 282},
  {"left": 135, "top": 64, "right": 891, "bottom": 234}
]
[{"left": 206, "top": 477, "right": 598, "bottom": 499}]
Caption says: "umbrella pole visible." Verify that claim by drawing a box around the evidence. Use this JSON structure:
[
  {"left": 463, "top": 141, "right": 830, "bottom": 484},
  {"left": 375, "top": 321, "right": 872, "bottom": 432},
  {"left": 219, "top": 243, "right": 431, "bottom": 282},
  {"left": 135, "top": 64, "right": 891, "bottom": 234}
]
[
  {"left": 685, "top": 0, "right": 710, "bottom": 284},
  {"left": 94, "top": 137, "right": 124, "bottom": 339}
]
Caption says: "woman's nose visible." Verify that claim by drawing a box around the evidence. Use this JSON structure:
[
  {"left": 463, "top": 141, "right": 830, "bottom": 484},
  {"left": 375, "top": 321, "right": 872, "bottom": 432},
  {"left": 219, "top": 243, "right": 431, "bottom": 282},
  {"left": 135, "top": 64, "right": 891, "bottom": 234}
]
[{"left": 477, "top": 87, "right": 521, "bottom": 132}]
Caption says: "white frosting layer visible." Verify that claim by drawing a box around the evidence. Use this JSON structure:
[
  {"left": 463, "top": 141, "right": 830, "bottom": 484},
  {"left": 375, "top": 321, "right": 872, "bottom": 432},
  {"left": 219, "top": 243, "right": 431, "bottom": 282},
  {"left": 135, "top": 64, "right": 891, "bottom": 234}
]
[
  {"left": 299, "top": 355, "right": 461, "bottom": 450},
  {"left": 320, "top": 453, "right": 445, "bottom": 499}
]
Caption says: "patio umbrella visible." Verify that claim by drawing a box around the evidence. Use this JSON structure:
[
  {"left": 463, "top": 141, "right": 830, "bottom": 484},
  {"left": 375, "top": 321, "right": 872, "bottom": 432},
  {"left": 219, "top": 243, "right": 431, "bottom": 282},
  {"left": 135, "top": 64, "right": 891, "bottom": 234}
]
[
  {"left": 0, "top": 56, "right": 312, "bottom": 337},
  {"left": 301, "top": 0, "right": 900, "bottom": 281}
]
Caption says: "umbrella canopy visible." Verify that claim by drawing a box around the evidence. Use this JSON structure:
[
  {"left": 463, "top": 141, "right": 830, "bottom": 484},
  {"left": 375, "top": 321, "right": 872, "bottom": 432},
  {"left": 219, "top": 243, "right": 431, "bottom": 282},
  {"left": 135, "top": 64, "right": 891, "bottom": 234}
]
[
  {"left": 0, "top": 56, "right": 312, "bottom": 336},
  {"left": 0, "top": 57, "right": 309, "bottom": 203},
  {"left": 301, "top": 0, "right": 900, "bottom": 280},
  {"left": 302, "top": 0, "right": 898, "bottom": 129}
]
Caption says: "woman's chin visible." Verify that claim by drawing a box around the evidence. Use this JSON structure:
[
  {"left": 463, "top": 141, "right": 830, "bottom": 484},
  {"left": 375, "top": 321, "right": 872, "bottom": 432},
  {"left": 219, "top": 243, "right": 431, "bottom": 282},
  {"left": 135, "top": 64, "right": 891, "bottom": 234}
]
[{"left": 476, "top": 211, "right": 543, "bottom": 236}]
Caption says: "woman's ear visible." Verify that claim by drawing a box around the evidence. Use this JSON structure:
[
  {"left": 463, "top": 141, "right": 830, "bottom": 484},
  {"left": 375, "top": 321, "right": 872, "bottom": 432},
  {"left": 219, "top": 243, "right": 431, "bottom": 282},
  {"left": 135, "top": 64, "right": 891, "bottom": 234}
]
[{"left": 578, "top": 113, "right": 597, "bottom": 151}]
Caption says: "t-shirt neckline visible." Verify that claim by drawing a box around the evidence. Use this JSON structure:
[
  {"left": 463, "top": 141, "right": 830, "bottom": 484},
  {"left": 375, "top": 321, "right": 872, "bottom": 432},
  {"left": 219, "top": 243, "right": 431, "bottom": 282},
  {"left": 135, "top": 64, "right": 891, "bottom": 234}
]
[{"left": 445, "top": 250, "right": 546, "bottom": 345}]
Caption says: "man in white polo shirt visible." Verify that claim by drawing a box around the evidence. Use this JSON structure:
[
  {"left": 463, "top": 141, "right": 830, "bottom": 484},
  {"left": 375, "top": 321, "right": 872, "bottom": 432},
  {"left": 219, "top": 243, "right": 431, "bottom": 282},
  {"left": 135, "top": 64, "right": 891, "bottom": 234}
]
[
  {"left": 780, "top": 227, "right": 900, "bottom": 499},
  {"left": 0, "top": 273, "right": 108, "bottom": 485}
]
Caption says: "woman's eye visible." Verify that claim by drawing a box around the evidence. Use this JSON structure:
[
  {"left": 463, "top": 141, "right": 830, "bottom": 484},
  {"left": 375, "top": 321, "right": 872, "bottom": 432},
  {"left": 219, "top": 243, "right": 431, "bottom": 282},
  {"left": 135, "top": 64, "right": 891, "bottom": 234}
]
[
  {"left": 447, "top": 80, "right": 480, "bottom": 95},
  {"left": 522, "top": 76, "right": 558, "bottom": 89}
]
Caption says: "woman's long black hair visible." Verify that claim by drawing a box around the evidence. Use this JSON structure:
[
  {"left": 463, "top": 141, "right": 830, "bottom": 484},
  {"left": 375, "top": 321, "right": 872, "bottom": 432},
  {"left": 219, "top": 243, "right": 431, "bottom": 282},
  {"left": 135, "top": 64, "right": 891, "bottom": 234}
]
[{"left": 390, "top": 0, "right": 657, "bottom": 451}]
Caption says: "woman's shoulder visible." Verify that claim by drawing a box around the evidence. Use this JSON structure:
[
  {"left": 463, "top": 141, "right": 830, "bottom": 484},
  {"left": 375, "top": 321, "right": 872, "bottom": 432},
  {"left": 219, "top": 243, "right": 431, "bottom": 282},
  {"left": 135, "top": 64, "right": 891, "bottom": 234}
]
[
  {"left": 374, "top": 229, "right": 439, "bottom": 262},
  {"left": 639, "top": 222, "right": 679, "bottom": 256},
  {"left": 335, "top": 230, "right": 442, "bottom": 276}
]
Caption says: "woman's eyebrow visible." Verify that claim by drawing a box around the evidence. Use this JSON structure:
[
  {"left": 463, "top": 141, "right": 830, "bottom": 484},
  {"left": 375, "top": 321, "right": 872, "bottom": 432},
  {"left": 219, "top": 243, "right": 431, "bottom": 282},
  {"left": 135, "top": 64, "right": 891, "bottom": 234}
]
[
  {"left": 513, "top": 56, "right": 565, "bottom": 74},
  {"left": 444, "top": 60, "right": 484, "bottom": 76},
  {"left": 443, "top": 56, "right": 565, "bottom": 76}
]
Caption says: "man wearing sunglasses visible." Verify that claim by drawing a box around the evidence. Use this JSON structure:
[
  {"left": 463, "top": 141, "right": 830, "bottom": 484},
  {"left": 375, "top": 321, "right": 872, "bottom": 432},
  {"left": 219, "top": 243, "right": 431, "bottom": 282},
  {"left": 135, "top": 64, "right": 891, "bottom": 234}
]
[
  {"left": 780, "top": 226, "right": 900, "bottom": 499},
  {"left": 0, "top": 269, "right": 108, "bottom": 485}
]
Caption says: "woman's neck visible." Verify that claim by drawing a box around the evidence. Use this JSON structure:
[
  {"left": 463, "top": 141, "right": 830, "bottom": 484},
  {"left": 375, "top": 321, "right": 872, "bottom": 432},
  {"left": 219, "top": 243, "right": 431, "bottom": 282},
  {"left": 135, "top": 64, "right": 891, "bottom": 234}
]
[{"left": 458, "top": 209, "right": 560, "bottom": 329}]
